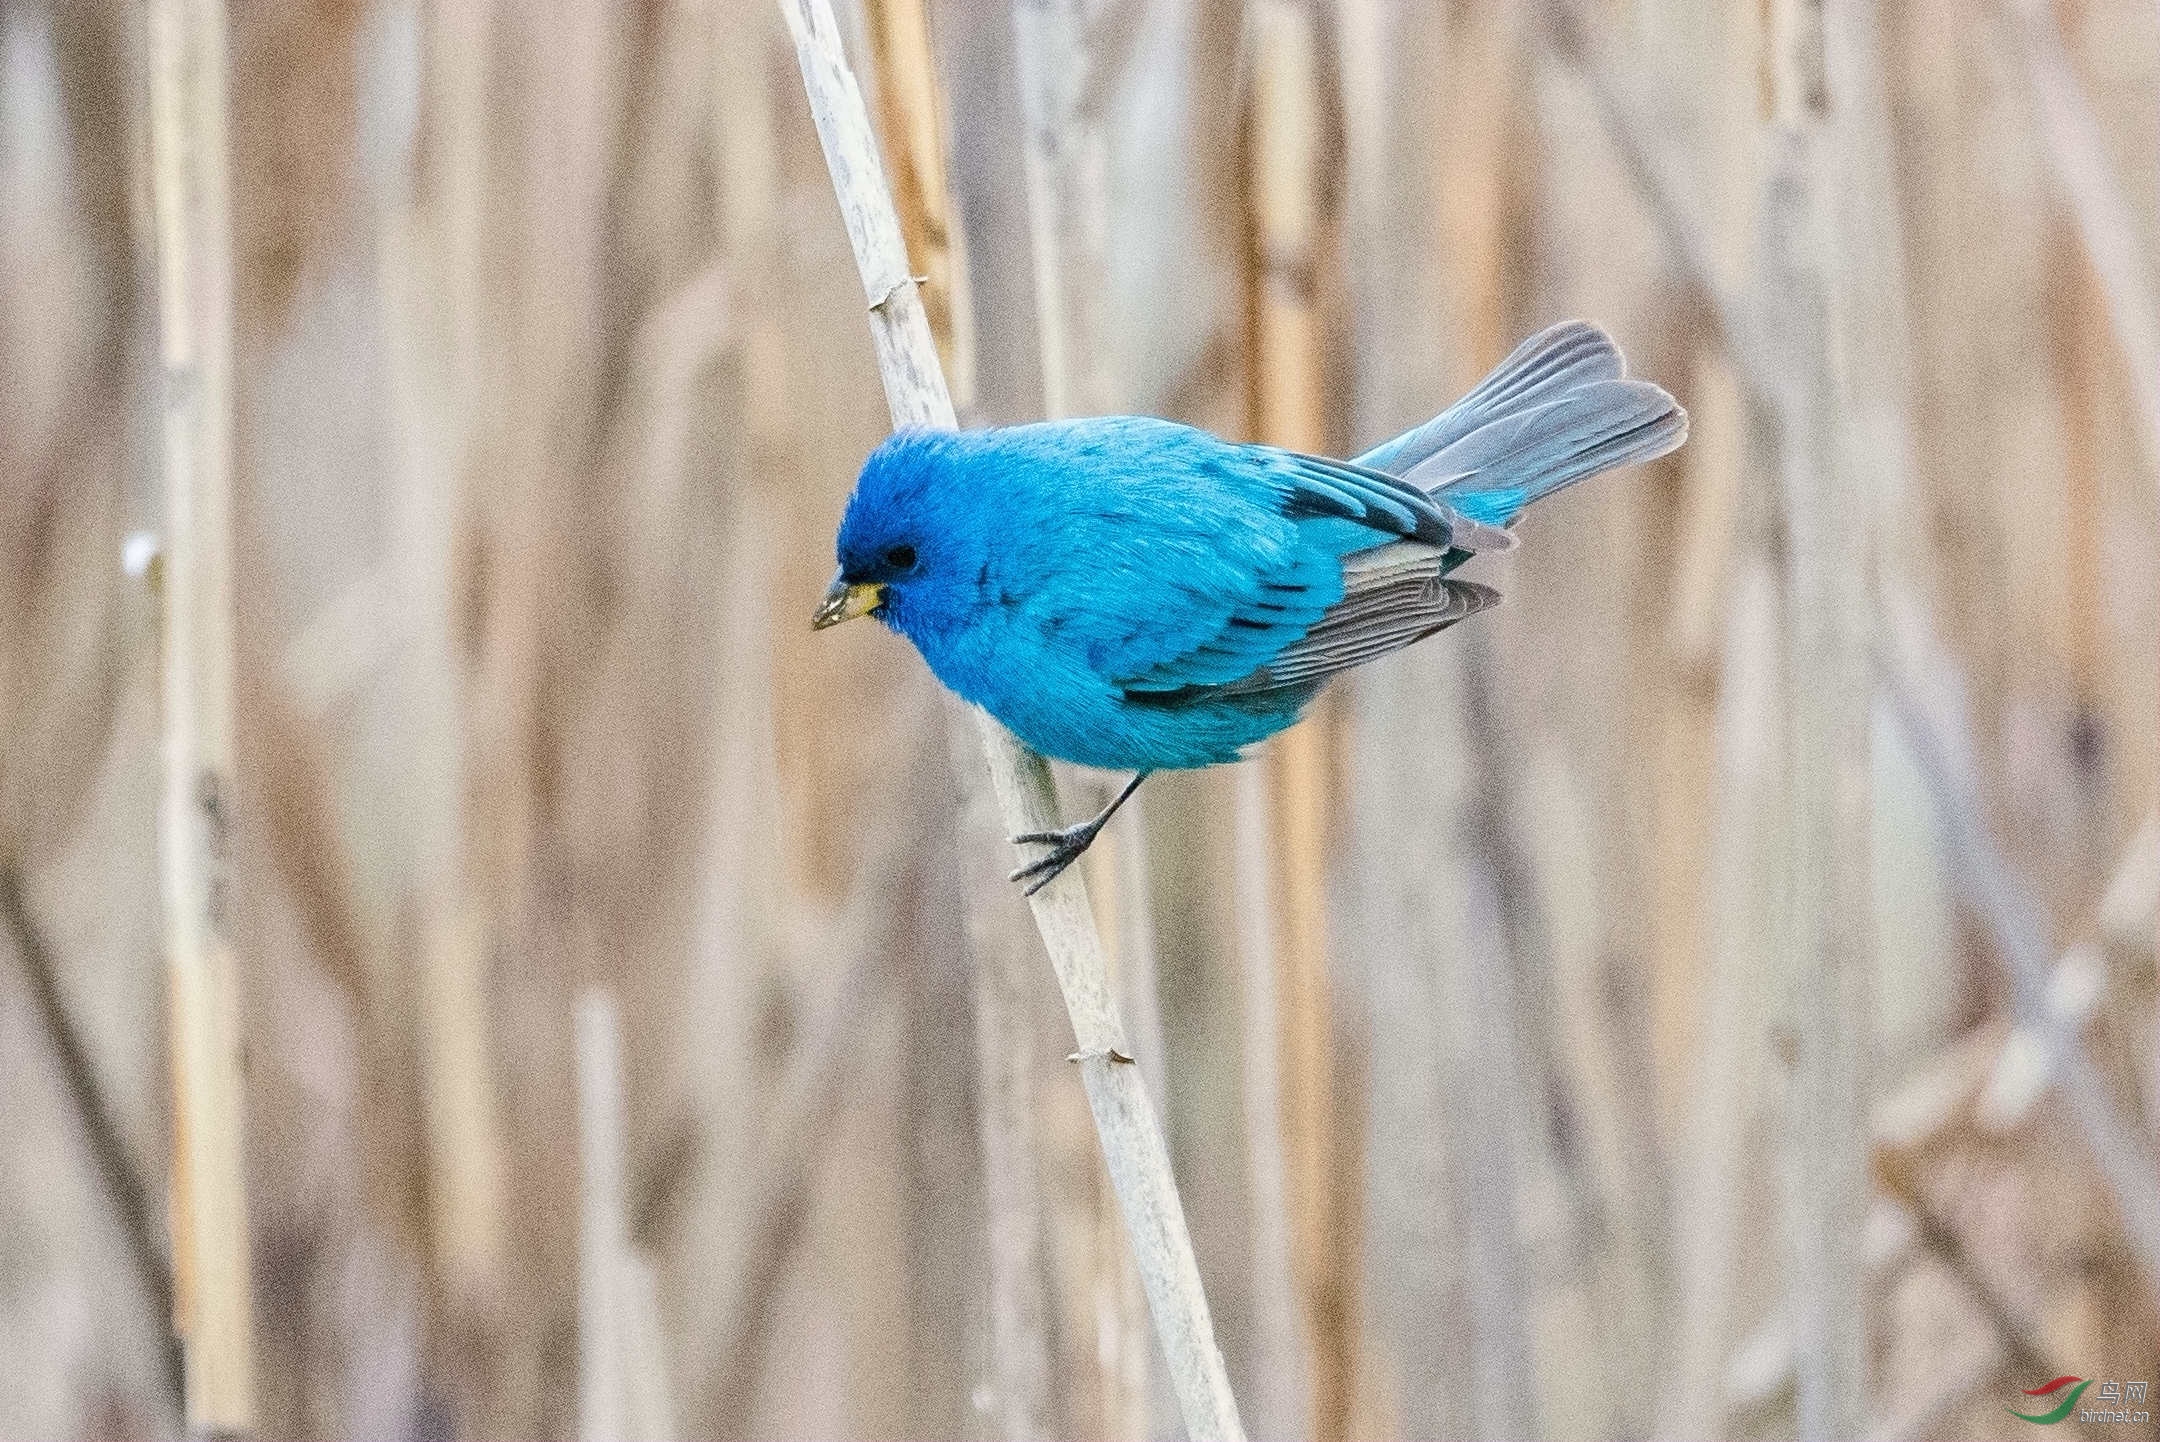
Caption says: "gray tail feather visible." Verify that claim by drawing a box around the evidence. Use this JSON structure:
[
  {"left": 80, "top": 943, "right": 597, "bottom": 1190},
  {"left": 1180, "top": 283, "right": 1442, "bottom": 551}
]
[{"left": 1354, "top": 320, "right": 1687, "bottom": 526}]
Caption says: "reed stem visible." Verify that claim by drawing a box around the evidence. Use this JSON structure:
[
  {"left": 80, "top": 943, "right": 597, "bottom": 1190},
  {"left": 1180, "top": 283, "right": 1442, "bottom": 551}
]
[
  {"left": 147, "top": 0, "right": 256, "bottom": 1428},
  {"left": 773, "top": 1, "right": 1243, "bottom": 1434}
]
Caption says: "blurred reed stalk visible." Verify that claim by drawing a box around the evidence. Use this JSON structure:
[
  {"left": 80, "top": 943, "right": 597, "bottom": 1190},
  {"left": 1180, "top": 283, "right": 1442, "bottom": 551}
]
[
  {"left": 1238, "top": 3, "right": 1334, "bottom": 1437},
  {"left": 1668, "top": 557, "right": 1782, "bottom": 1441},
  {"left": 146, "top": 0, "right": 257, "bottom": 1428},
  {"left": 965, "top": 863, "right": 1056, "bottom": 1442},
  {"left": 701, "top": 743, "right": 931, "bottom": 1436},
  {"left": 1011, "top": 0, "right": 1114, "bottom": 423},
  {"left": 1230, "top": 761, "right": 1311, "bottom": 1440},
  {"left": 576, "top": 988, "right": 677, "bottom": 1442},
  {"left": 864, "top": 0, "right": 976, "bottom": 410},
  {"left": 1009, "top": 0, "right": 1159, "bottom": 1429},
  {"left": 1761, "top": 2, "right": 1876, "bottom": 1430},
  {"left": 771, "top": 0, "right": 1244, "bottom": 1436},
  {"left": 1998, "top": 0, "right": 2160, "bottom": 479},
  {"left": 0, "top": 867, "right": 183, "bottom": 1409},
  {"left": 378, "top": 0, "right": 511, "bottom": 1377},
  {"left": 576, "top": 985, "right": 629, "bottom": 1442},
  {"left": 674, "top": 12, "right": 789, "bottom": 1422}
]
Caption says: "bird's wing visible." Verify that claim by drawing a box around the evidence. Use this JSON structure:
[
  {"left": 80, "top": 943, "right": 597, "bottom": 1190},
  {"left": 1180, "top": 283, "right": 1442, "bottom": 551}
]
[
  {"left": 1102, "top": 539, "right": 1344, "bottom": 694},
  {"left": 1111, "top": 540, "right": 1497, "bottom": 701},
  {"left": 1215, "top": 542, "right": 1499, "bottom": 694},
  {"left": 1265, "top": 450, "right": 1517, "bottom": 555}
]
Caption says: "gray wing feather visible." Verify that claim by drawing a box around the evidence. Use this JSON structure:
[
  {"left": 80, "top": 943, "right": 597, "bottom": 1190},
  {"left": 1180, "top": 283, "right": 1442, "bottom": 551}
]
[
  {"left": 1401, "top": 378, "right": 1684, "bottom": 497},
  {"left": 1219, "top": 541, "right": 1500, "bottom": 694},
  {"left": 1278, "top": 452, "right": 1518, "bottom": 554}
]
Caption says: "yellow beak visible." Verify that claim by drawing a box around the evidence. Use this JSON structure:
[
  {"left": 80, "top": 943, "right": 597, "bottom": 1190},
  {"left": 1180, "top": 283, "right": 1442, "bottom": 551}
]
[{"left": 812, "top": 574, "right": 885, "bottom": 630}]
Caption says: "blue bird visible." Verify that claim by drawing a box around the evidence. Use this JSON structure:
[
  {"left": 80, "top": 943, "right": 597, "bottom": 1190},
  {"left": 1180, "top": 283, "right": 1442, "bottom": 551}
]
[{"left": 813, "top": 320, "right": 1687, "bottom": 891}]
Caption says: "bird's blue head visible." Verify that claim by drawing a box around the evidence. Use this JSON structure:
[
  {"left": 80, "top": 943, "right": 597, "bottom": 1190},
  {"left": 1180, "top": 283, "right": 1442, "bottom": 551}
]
[{"left": 813, "top": 429, "right": 991, "bottom": 645}]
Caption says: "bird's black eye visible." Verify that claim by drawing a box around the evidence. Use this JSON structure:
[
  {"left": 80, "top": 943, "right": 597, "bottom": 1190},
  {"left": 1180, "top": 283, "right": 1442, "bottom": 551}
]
[{"left": 884, "top": 544, "right": 917, "bottom": 572}]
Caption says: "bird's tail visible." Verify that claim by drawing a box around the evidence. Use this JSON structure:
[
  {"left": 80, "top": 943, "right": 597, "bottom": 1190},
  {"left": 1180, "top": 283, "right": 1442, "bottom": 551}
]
[{"left": 1353, "top": 320, "right": 1687, "bottom": 527}]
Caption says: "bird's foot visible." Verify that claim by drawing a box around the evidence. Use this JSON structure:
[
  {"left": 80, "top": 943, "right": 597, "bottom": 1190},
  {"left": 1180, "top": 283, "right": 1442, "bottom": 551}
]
[
  {"left": 1005, "top": 772, "right": 1149, "bottom": 897},
  {"left": 1007, "top": 819, "right": 1105, "bottom": 896}
]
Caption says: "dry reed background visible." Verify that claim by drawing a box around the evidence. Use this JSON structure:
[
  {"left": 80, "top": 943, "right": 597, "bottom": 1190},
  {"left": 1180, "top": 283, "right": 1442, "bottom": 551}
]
[{"left": 1, "top": 0, "right": 2157, "bottom": 1438}]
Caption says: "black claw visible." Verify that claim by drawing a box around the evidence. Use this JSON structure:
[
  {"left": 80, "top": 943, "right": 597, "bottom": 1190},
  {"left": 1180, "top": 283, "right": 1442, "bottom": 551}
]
[
  {"left": 1003, "top": 773, "right": 1152, "bottom": 896},
  {"left": 1007, "top": 826, "right": 1097, "bottom": 894},
  {"left": 1010, "top": 820, "right": 1094, "bottom": 849},
  {"left": 1006, "top": 855, "right": 1058, "bottom": 884},
  {"left": 1008, "top": 846, "right": 1082, "bottom": 891}
]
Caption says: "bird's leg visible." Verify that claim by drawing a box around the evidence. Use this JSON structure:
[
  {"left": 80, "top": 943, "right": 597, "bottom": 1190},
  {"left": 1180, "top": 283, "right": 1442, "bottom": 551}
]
[{"left": 1008, "top": 771, "right": 1151, "bottom": 896}]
